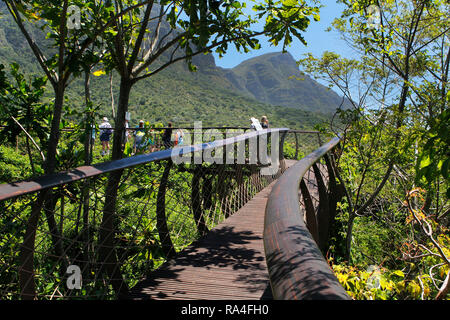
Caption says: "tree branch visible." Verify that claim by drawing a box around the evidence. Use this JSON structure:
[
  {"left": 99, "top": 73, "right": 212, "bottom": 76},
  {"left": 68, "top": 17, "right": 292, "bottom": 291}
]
[
  {"left": 4, "top": 1, "right": 58, "bottom": 88},
  {"left": 127, "top": 0, "right": 154, "bottom": 75},
  {"left": 11, "top": 116, "right": 45, "bottom": 162}
]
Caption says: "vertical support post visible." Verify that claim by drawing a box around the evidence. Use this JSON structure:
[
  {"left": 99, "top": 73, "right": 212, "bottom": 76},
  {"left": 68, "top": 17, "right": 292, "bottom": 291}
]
[
  {"left": 300, "top": 178, "right": 319, "bottom": 245},
  {"left": 236, "top": 164, "right": 244, "bottom": 209},
  {"left": 156, "top": 160, "right": 176, "bottom": 258},
  {"left": 279, "top": 130, "right": 287, "bottom": 173},
  {"left": 324, "top": 152, "right": 345, "bottom": 257},
  {"left": 202, "top": 174, "right": 213, "bottom": 212},
  {"left": 217, "top": 167, "right": 230, "bottom": 218},
  {"left": 312, "top": 162, "right": 330, "bottom": 253},
  {"left": 324, "top": 153, "right": 338, "bottom": 222},
  {"left": 316, "top": 132, "right": 322, "bottom": 147},
  {"left": 294, "top": 132, "right": 299, "bottom": 160},
  {"left": 192, "top": 165, "right": 209, "bottom": 236}
]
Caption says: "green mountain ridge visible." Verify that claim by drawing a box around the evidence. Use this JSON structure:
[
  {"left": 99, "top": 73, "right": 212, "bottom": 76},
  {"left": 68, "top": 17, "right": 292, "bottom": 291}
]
[{"left": 220, "top": 51, "right": 346, "bottom": 113}]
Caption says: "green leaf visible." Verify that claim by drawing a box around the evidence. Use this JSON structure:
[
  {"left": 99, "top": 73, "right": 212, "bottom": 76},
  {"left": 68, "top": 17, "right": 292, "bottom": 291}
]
[
  {"left": 419, "top": 155, "right": 432, "bottom": 169},
  {"left": 392, "top": 270, "right": 405, "bottom": 278},
  {"left": 92, "top": 70, "right": 106, "bottom": 77}
]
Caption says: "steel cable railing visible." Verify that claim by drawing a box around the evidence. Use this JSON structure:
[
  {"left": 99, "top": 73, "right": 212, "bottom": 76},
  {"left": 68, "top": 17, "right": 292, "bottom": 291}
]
[{"left": 0, "top": 127, "right": 325, "bottom": 300}]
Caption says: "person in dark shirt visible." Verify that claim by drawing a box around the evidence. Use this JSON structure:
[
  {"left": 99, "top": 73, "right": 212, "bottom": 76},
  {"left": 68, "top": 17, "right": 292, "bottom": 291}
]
[{"left": 162, "top": 122, "right": 173, "bottom": 149}]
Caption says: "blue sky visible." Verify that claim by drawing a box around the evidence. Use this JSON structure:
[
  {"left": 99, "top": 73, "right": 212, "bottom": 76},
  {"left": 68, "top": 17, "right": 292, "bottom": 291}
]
[{"left": 212, "top": 1, "right": 352, "bottom": 69}]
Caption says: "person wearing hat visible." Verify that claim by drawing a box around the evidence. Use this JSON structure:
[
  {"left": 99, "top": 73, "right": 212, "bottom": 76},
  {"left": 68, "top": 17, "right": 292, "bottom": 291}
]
[{"left": 99, "top": 117, "right": 113, "bottom": 156}]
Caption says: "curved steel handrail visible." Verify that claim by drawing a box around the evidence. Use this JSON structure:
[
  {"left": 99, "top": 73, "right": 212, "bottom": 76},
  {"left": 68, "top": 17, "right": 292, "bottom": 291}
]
[
  {"left": 0, "top": 128, "right": 288, "bottom": 201},
  {"left": 264, "top": 137, "right": 350, "bottom": 300}
]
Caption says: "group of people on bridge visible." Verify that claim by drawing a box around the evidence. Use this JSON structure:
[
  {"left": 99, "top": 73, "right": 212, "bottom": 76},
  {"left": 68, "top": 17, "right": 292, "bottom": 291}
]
[
  {"left": 96, "top": 117, "right": 184, "bottom": 156},
  {"left": 95, "top": 115, "right": 268, "bottom": 157}
]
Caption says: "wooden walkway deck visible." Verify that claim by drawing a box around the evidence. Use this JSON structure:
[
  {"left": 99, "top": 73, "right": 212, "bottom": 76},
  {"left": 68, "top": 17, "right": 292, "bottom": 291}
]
[{"left": 130, "top": 161, "right": 298, "bottom": 300}]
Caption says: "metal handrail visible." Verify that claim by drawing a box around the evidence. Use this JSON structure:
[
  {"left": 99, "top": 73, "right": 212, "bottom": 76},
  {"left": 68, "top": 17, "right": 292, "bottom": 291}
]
[
  {"left": 264, "top": 137, "right": 350, "bottom": 300},
  {"left": 0, "top": 128, "right": 289, "bottom": 201},
  {"left": 287, "top": 130, "right": 321, "bottom": 134}
]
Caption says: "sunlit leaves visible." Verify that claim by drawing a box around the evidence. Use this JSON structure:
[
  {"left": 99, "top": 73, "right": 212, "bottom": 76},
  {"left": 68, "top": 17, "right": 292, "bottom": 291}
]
[
  {"left": 330, "top": 258, "right": 449, "bottom": 300},
  {"left": 92, "top": 69, "right": 106, "bottom": 77},
  {"left": 253, "top": 0, "right": 320, "bottom": 50}
]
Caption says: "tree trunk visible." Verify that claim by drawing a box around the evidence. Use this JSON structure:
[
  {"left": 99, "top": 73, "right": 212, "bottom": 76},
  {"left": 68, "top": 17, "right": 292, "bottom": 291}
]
[
  {"left": 192, "top": 166, "right": 209, "bottom": 236},
  {"left": 45, "top": 83, "right": 65, "bottom": 175},
  {"left": 156, "top": 160, "right": 176, "bottom": 258},
  {"left": 97, "top": 77, "right": 133, "bottom": 298},
  {"left": 111, "top": 78, "right": 132, "bottom": 160},
  {"left": 19, "top": 190, "right": 47, "bottom": 299},
  {"left": 82, "top": 69, "right": 92, "bottom": 278},
  {"left": 19, "top": 81, "right": 66, "bottom": 299}
]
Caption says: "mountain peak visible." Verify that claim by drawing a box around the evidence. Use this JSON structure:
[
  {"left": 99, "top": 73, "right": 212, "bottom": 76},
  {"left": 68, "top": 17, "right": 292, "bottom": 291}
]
[
  {"left": 231, "top": 51, "right": 296, "bottom": 70},
  {"left": 217, "top": 51, "right": 343, "bottom": 113},
  {"left": 267, "top": 51, "right": 297, "bottom": 67}
]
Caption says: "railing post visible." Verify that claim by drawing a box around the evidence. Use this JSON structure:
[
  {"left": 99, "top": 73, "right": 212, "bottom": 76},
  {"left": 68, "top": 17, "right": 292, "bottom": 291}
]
[
  {"left": 316, "top": 132, "right": 322, "bottom": 146},
  {"left": 294, "top": 132, "right": 299, "bottom": 160},
  {"left": 324, "top": 153, "right": 338, "bottom": 223},
  {"left": 300, "top": 178, "right": 319, "bottom": 244},
  {"left": 312, "top": 162, "right": 330, "bottom": 253},
  {"left": 156, "top": 160, "right": 176, "bottom": 258},
  {"left": 279, "top": 130, "right": 287, "bottom": 173},
  {"left": 218, "top": 170, "right": 231, "bottom": 218},
  {"left": 236, "top": 164, "right": 244, "bottom": 210},
  {"left": 202, "top": 174, "right": 213, "bottom": 212},
  {"left": 192, "top": 165, "right": 209, "bottom": 236}
]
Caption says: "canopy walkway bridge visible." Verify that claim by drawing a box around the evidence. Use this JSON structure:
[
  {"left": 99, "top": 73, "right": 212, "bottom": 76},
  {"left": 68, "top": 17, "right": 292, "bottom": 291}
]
[{"left": 0, "top": 128, "right": 349, "bottom": 300}]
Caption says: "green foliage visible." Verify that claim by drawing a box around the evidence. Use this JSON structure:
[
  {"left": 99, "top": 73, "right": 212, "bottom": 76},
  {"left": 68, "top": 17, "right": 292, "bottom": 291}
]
[
  {"left": 253, "top": 0, "right": 320, "bottom": 49},
  {"left": 4, "top": 0, "right": 448, "bottom": 301},
  {"left": 332, "top": 220, "right": 450, "bottom": 300},
  {"left": 349, "top": 216, "right": 405, "bottom": 267},
  {"left": 0, "top": 145, "right": 32, "bottom": 182},
  {"left": 283, "top": 141, "right": 300, "bottom": 160},
  {"left": 302, "top": 0, "right": 450, "bottom": 300},
  {"left": 0, "top": 63, "right": 50, "bottom": 146},
  {"left": 0, "top": 4, "right": 341, "bottom": 138},
  {"left": 331, "top": 261, "right": 446, "bottom": 300},
  {"left": 415, "top": 108, "right": 450, "bottom": 198}
]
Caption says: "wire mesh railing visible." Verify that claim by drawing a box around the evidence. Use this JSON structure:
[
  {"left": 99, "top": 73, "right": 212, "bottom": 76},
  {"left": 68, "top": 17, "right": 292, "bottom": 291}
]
[{"left": 0, "top": 127, "right": 322, "bottom": 300}]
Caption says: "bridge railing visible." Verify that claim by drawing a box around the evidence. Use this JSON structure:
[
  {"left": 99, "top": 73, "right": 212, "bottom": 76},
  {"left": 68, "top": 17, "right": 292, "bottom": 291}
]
[
  {"left": 264, "top": 137, "right": 351, "bottom": 300},
  {"left": 283, "top": 130, "right": 323, "bottom": 160},
  {"left": 0, "top": 127, "right": 320, "bottom": 300}
]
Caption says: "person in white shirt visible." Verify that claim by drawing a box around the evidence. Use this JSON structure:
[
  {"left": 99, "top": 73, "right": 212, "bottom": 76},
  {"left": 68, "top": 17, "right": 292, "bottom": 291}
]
[{"left": 99, "top": 117, "right": 113, "bottom": 156}]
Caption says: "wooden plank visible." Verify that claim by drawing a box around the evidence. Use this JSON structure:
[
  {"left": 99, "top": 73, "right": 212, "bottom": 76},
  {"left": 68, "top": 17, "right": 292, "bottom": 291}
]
[
  {"left": 130, "top": 180, "right": 280, "bottom": 300},
  {"left": 130, "top": 161, "right": 298, "bottom": 300}
]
